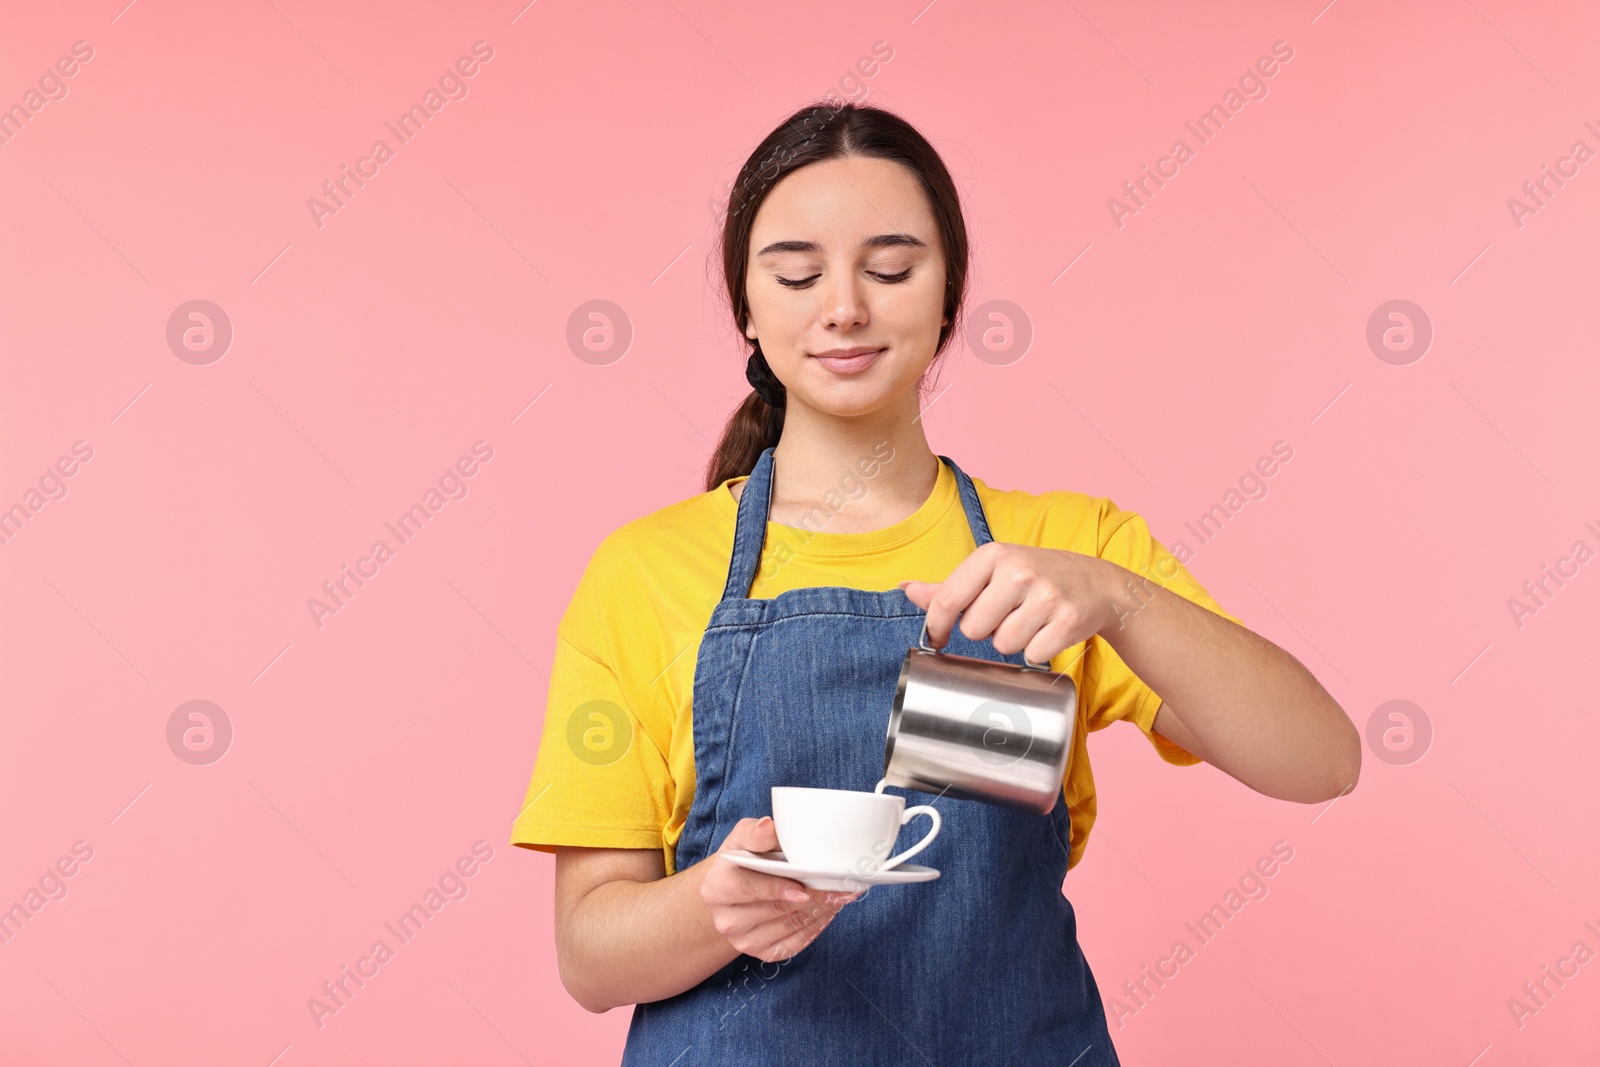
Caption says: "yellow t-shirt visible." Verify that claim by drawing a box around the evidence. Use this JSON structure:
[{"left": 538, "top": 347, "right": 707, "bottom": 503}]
[{"left": 510, "top": 455, "right": 1241, "bottom": 876}]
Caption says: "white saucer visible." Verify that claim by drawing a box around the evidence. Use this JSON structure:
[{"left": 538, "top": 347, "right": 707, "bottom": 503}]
[{"left": 720, "top": 850, "right": 940, "bottom": 891}]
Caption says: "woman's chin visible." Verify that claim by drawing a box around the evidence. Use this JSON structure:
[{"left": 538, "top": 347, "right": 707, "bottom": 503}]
[{"left": 793, "top": 390, "right": 911, "bottom": 421}]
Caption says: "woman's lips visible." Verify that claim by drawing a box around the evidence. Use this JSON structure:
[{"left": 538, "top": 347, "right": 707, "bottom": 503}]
[{"left": 811, "top": 348, "right": 886, "bottom": 374}]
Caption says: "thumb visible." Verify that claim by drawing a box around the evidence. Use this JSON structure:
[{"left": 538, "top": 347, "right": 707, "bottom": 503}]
[{"left": 721, "top": 816, "right": 780, "bottom": 853}]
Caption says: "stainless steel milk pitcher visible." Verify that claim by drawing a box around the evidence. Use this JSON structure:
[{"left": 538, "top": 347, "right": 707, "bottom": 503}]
[{"left": 882, "top": 619, "right": 1077, "bottom": 815}]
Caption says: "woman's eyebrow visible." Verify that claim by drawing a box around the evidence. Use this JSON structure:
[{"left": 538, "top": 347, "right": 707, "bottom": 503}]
[{"left": 754, "top": 233, "right": 927, "bottom": 257}]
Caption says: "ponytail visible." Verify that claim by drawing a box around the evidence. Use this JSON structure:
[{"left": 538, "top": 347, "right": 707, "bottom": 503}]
[{"left": 705, "top": 391, "right": 784, "bottom": 491}]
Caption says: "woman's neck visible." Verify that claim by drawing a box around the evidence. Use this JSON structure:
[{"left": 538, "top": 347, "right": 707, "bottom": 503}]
[{"left": 730, "top": 398, "right": 942, "bottom": 534}]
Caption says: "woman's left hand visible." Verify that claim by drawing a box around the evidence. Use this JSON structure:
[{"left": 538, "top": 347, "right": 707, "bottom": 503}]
[{"left": 898, "top": 542, "right": 1131, "bottom": 665}]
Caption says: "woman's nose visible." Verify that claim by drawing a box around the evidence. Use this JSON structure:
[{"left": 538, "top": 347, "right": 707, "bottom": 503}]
[{"left": 818, "top": 273, "right": 869, "bottom": 330}]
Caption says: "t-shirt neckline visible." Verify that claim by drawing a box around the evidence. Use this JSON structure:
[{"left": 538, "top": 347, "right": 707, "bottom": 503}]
[{"left": 713, "top": 457, "right": 959, "bottom": 558}]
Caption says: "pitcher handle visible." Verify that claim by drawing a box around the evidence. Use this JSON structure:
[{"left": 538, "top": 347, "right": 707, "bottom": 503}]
[{"left": 916, "top": 617, "right": 1051, "bottom": 671}]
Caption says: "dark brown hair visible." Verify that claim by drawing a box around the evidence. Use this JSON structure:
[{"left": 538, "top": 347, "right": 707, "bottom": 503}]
[{"left": 703, "top": 102, "right": 971, "bottom": 491}]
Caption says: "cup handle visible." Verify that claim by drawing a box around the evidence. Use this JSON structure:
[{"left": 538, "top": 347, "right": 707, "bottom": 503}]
[{"left": 882, "top": 805, "right": 941, "bottom": 870}]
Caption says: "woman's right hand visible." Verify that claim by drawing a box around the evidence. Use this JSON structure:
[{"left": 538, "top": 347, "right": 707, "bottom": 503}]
[{"left": 699, "top": 816, "right": 861, "bottom": 963}]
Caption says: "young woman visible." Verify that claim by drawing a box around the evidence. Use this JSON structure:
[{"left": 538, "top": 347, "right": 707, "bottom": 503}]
[{"left": 512, "top": 102, "right": 1359, "bottom": 1065}]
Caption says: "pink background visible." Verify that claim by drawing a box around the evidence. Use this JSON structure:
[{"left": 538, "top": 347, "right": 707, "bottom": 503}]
[{"left": 3, "top": 0, "right": 1597, "bottom": 1063}]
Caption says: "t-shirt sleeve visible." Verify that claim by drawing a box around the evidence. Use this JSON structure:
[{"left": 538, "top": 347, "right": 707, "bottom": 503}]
[
  {"left": 510, "top": 626, "right": 672, "bottom": 857},
  {"left": 1080, "top": 501, "right": 1243, "bottom": 766}
]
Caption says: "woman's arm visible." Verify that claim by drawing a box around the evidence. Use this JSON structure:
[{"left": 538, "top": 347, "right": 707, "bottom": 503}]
[
  {"left": 1097, "top": 574, "right": 1359, "bottom": 803},
  {"left": 554, "top": 818, "right": 857, "bottom": 1013},
  {"left": 902, "top": 542, "right": 1360, "bottom": 805},
  {"left": 554, "top": 846, "right": 729, "bottom": 1012}
]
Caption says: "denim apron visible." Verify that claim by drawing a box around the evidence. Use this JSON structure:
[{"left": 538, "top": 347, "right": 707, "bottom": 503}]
[{"left": 620, "top": 447, "right": 1121, "bottom": 1066}]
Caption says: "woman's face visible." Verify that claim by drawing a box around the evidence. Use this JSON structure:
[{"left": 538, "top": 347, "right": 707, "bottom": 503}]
[{"left": 744, "top": 155, "right": 950, "bottom": 418}]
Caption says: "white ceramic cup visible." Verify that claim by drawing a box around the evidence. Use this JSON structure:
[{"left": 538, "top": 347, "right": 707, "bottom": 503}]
[{"left": 770, "top": 786, "right": 941, "bottom": 875}]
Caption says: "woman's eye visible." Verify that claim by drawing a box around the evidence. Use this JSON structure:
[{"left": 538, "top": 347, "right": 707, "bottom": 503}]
[{"left": 775, "top": 269, "right": 913, "bottom": 289}]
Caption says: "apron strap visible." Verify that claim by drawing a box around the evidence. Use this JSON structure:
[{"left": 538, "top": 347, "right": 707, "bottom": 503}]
[
  {"left": 719, "top": 446, "right": 997, "bottom": 602},
  {"left": 721, "top": 446, "right": 778, "bottom": 602},
  {"left": 938, "top": 453, "right": 996, "bottom": 549}
]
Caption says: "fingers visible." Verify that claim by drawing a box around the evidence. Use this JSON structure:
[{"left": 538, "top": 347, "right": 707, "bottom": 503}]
[
  {"left": 988, "top": 583, "right": 1081, "bottom": 660},
  {"left": 717, "top": 815, "right": 781, "bottom": 854},
  {"left": 705, "top": 878, "right": 863, "bottom": 958},
  {"left": 706, "top": 862, "right": 808, "bottom": 903},
  {"left": 704, "top": 816, "right": 865, "bottom": 961},
  {"left": 744, "top": 907, "right": 830, "bottom": 962},
  {"left": 707, "top": 818, "right": 842, "bottom": 907},
  {"left": 953, "top": 556, "right": 1037, "bottom": 648},
  {"left": 1018, "top": 613, "right": 1083, "bottom": 666},
  {"left": 717, "top": 889, "right": 858, "bottom": 928},
  {"left": 712, "top": 895, "right": 828, "bottom": 943},
  {"left": 906, "top": 545, "right": 1098, "bottom": 663},
  {"left": 738, "top": 894, "right": 860, "bottom": 962},
  {"left": 914, "top": 542, "right": 1001, "bottom": 649}
]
